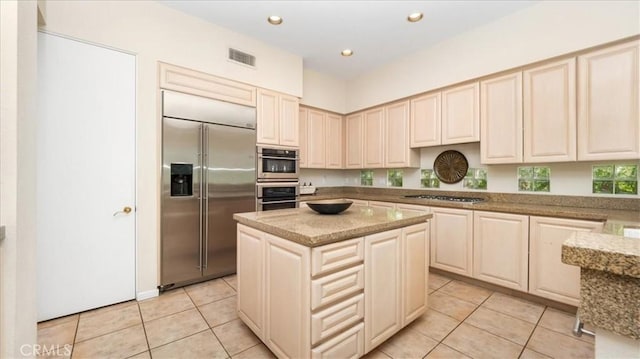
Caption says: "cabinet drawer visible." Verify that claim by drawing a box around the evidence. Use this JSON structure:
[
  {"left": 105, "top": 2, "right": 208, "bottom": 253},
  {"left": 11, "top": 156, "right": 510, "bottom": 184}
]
[
  {"left": 312, "top": 237, "right": 364, "bottom": 276},
  {"left": 311, "top": 322, "right": 364, "bottom": 359},
  {"left": 311, "top": 294, "right": 364, "bottom": 345},
  {"left": 312, "top": 265, "right": 364, "bottom": 310}
]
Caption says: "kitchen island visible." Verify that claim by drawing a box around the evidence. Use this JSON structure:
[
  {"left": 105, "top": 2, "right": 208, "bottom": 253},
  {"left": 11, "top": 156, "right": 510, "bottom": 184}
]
[
  {"left": 562, "top": 229, "right": 640, "bottom": 358},
  {"left": 233, "top": 205, "right": 432, "bottom": 358}
]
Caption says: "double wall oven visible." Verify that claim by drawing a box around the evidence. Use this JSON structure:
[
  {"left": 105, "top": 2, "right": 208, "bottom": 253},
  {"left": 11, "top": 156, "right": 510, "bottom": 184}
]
[{"left": 256, "top": 146, "right": 300, "bottom": 211}]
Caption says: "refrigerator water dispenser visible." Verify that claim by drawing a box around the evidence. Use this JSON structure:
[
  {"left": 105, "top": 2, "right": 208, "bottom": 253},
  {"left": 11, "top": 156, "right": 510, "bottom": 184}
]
[{"left": 170, "top": 163, "right": 193, "bottom": 196}]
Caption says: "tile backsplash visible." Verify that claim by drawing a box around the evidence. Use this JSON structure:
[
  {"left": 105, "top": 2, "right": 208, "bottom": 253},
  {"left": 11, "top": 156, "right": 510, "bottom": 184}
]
[
  {"left": 518, "top": 166, "right": 550, "bottom": 192},
  {"left": 463, "top": 168, "right": 487, "bottom": 190}
]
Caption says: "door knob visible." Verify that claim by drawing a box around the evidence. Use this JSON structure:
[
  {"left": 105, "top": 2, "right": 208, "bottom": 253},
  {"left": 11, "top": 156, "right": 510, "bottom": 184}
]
[{"left": 113, "top": 206, "right": 133, "bottom": 216}]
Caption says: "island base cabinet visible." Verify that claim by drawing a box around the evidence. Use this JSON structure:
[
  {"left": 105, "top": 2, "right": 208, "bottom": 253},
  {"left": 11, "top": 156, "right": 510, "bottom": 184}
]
[
  {"left": 311, "top": 323, "right": 364, "bottom": 359},
  {"left": 237, "top": 225, "right": 265, "bottom": 339},
  {"left": 237, "top": 222, "right": 428, "bottom": 358},
  {"left": 264, "top": 233, "right": 311, "bottom": 359},
  {"left": 364, "top": 223, "right": 429, "bottom": 354},
  {"left": 529, "top": 216, "right": 604, "bottom": 306}
]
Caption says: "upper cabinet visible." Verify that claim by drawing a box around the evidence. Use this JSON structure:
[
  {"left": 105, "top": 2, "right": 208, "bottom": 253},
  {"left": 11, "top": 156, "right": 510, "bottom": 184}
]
[
  {"left": 306, "top": 109, "right": 326, "bottom": 168},
  {"left": 411, "top": 82, "right": 479, "bottom": 148},
  {"left": 442, "top": 82, "right": 480, "bottom": 145},
  {"left": 299, "top": 107, "right": 308, "bottom": 167},
  {"left": 480, "top": 71, "right": 523, "bottom": 164},
  {"left": 345, "top": 113, "right": 364, "bottom": 169},
  {"left": 385, "top": 101, "right": 419, "bottom": 168},
  {"left": 325, "top": 113, "right": 344, "bottom": 169},
  {"left": 524, "top": 58, "right": 577, "bottom": 163},
  {"left": 410, "top": 93, "right": 441, "bottom": 148},
  {"left": 577, "top": 40, "right": 640, "bottom": 161},
  {"left": 364, "top": 108, "right": 385, "bottom": 168},
  {"left": 299, "top": 106, "right": 343, "bottom": 169},
  {"left": 257, "top": 89, "right": 299, "bottom": 147}
]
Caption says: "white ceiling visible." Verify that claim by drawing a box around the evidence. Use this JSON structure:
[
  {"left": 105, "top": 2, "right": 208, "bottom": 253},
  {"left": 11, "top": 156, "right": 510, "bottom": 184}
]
[{"left": 159, "top": 1, "right": 538, "bottom": 80}]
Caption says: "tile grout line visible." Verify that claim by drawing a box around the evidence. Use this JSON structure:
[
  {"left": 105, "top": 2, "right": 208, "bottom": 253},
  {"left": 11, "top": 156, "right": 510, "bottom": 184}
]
[
  {"left": 186, "top": 282, "right": 235, "bottom": 358},
  {"left": 518, "top": 304, "right": 548, "bottom": 358},
  {"left": 69, "top": 313, "right": 80, "bottom": 358},
  {"left": 135, "top": 302, "right": 152, "bottom": 358}
]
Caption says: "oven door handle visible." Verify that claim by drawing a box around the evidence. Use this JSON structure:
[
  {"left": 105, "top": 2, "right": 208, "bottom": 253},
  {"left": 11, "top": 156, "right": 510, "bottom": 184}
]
[
  {"left": 258, "top": 155, "right": 300, "bottom": 161},
  {"left": 257, "top": 199, "right": 300, "bottom": 205}
]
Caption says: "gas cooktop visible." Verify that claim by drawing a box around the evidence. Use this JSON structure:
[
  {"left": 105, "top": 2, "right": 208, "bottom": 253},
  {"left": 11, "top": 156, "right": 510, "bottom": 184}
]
[{"left": 404, "top": 194, "right": 485, "bottom": 203}]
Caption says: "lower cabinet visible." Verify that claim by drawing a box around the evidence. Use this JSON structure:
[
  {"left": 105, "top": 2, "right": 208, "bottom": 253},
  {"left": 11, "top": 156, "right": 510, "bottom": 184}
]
[
  {"left": 529, "top": 216, "right": 604, "bottom": 306},
  {"left": 430, "top": 207, "right": 473, "bottom": 277},
  {"left": 473, "top": 211, "right": 529, "bottom": 291},
  {"left": 237, "top": 222, "right": 428, "bottom": 358}
]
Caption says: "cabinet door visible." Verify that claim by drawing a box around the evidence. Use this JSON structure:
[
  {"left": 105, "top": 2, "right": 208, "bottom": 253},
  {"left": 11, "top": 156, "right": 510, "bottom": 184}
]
[
  {"left": 364, "top": 107, "right": 385, "bottom": 168},
  {"left": 326, "top": 113, "right": 344, "bottom": 168},
  {"left": 524, "top": 58, "right": 577, "bottom": 162},
  {"left": 264, "top": 233, "right": 311, "bottom": 358},
  {"left": 257, "top": 89, "right": 279, "bottom": 145},
  {"left": 473, "top": 211, "right": 529, "bottom": 291},
  {"left": 307, "top": 109, "right": 326, "bottom": 168},
  {"left": 442, "top": 82, "right": 480, "bottom": 144},
  {"left": 299, "top": 107, "right": 308, "bottom": 167},
  {"left": 481, "top": 72, "right": 523, "bottom": 164},
  {"left": 401, "top": 223, "right": 428, "bottom": 326},
  {"left": 237, "top": 225, "right": 264, "bottom": 339},
  {"left": 364, "top": 229, "right": 401, "bottom": 353},
  {"left": 529, "top": 216, "right": 603, "bottom": 306},
  {"left": 279, "top": 94, "right": 299, "bottom": 147},
  {"left": 430, "top": 207, "right": 473, "bottom": 277},
  {"left": 385, "top": 101, "right": 419, "bottom": 168},
  {"left": 410, "top": 92, "right": 441, "bottom": 147},
  {"left": 578, "top": 40, "right": 640, "bottom": 160},
  {"left": 345, "top": 113, "right": 364, "bottom": 169}
]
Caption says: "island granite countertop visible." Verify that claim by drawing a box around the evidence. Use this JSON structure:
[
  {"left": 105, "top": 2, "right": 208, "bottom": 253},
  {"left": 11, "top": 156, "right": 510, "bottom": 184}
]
[{"left": 233, "top": 205, "right": 432, "bottom": 247}]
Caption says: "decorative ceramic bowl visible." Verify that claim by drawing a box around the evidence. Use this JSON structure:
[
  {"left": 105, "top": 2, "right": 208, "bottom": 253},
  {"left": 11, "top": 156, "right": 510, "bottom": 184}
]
[{"left": 306, "top": 199, "right": 353, "bottom": 215}]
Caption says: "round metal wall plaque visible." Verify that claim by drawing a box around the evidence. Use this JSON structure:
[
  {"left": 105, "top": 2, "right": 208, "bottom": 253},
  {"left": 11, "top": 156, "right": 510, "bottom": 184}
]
[{"left": 433, "top": 150, "right": 469, "bottom": 184}]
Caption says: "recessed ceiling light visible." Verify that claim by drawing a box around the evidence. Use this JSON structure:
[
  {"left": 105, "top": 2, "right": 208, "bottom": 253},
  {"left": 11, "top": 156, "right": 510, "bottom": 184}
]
[
  {"left": 407, "top": 12, "right": 424, "bottom": 22},
  {"left": 267, "top": 15, "right": 283, "bottom": 25},
  {"left": 341, "top": 49, "right": 353, "bottom": 57}
]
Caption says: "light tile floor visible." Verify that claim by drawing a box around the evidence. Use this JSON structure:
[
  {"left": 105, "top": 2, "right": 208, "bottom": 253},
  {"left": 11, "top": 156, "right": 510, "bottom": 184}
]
[{"left": 38, "top": 272, "right": 595, "bottom": 358}]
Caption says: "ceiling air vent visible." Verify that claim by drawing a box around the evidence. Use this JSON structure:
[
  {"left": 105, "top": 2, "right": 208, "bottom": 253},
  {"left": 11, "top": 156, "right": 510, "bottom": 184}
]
[{"left": 228, "top": 48, "right": 256, "bottom": 67}]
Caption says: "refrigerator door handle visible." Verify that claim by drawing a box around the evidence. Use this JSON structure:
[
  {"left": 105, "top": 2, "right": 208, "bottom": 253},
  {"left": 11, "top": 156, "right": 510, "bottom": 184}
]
[
  {"left": 203, "top": 125, "right": 209, "bottom": 270},
  {"left": 197, "top": 124, "right": 203, "bottom": 271}
]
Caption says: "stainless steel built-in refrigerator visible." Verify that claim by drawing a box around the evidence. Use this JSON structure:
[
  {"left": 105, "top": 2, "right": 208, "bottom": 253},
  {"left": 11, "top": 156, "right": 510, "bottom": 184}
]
[{"left": 161, "top": 91, "right": 256, "bottom": 290}]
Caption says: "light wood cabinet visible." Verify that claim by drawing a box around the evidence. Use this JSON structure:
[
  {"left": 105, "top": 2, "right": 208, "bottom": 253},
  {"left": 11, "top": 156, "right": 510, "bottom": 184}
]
[
  {"left": 473, "top": 211, "right": 529, "bottom": 291},
  {"left": 364, "top": 108, "right": 385, "bottom": 168},
  {"left": 326, "top": 113, "right": 344, "bottom": 168},
  {"left": 257, "top": 89, "right": 300, "bottom": 147},
  {"left": 430, "top": 207, "right": 473, "bottom": 277},
  {"left": 264, "top": 232, "right": 311, "bottom": 358},
  {"left": 238, "top": 223, "right": 427, "bottom": 357},
  {"left": 159, "top": 62, "right": 256, "bottom": 107},
  {"left": 578, "top": 40, "right": 640, "bottom": 160},
  {"left": 529, "top": 216, "right": 604, "bottom": 306},
  {"left": 410, "top": 92, "right": 441, "bottom": 148},
  {"left": 299, "top": 107, "right": 308, "bottom": 167},
  {"left": 364, "top": 223, "right": 428, "bottom": 353},
  {"left": 524, "top": 58, "right": 577, "bottom": 162},
  {"left": 307, "top": 109, "right": 326, "bottom": 168},
  {"left": 345, "top": 113, "right": 364, "bottom": 169},
  {"left": 237, "top": 225, "right": 265, "bottom": 338},
  {"left": 480, "top": 72, "right": 523, "bottom": 164},
  {"left": 442, "top": 82, "right": 480, "bottom": 144},
  {"left": 385, "top": 101, "right": 419, "bottom": 168}
]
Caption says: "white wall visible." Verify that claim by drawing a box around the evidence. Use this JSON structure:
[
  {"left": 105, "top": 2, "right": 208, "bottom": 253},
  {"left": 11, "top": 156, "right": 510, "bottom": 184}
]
[
  {"left": 329, "top": 143, "right": 640, "bottom": 198},
  {"left": 39, "top": 0, "right": 303, "bottom": 297},
  {"left": 301, "top": 69, "right": 347, "bottom": 113},
  {"left": 0, "top": 0, "right": 38, "bottom": 355},
  {"left": 346, "top": 0, "right": 640, "bottom": 112}
]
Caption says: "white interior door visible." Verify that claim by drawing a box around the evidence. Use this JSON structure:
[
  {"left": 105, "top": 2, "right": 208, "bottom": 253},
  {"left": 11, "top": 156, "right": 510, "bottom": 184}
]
[{"left": 36, "top": 33, "right": 136, "bottom": 321}]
